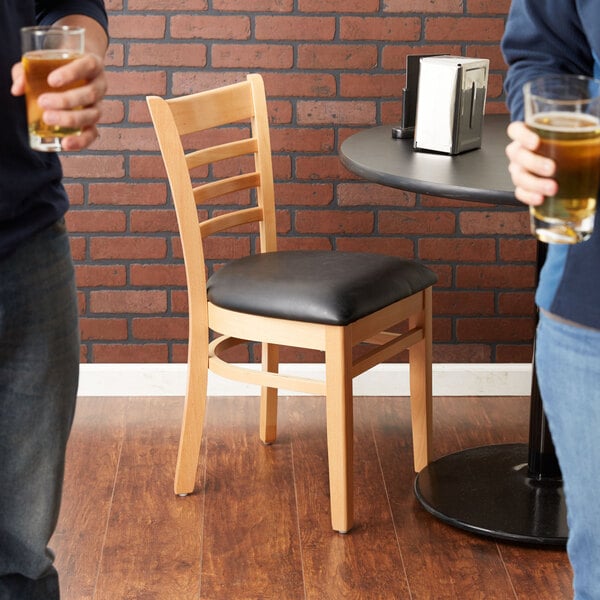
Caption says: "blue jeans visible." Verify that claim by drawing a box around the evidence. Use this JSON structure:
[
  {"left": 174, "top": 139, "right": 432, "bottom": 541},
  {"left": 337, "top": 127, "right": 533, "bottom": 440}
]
[
  {"left": 0, "top": 220, "right": 79, "bottom": 599},
  {"left": 536, "top": 311, "right": 600, "bottom": 600}
]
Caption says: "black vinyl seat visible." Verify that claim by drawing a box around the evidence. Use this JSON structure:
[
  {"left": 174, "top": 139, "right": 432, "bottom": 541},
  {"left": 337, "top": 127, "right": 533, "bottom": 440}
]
[{"left": 208, "top": 250, "right": 437, "bottom": 325}]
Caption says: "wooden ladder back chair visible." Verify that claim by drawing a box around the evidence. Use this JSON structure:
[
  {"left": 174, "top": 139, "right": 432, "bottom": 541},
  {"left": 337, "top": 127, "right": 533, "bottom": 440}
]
[{"left": 146, "top": 73, "right": 437, "bottom": 533}]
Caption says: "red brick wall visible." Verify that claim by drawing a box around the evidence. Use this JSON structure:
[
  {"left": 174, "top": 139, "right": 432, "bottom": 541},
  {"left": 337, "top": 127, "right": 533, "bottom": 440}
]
[{"left": 67, "top": 0, "right": 535, "bottom": 365}]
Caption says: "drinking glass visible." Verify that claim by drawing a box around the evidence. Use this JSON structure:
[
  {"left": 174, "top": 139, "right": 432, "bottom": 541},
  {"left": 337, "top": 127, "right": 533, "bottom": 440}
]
[
  {"left": 21, "top": 26, "right": 85, "bottom": 152},
  {"left": 523, "top": 74, "right": 600, "bottom": 244}
]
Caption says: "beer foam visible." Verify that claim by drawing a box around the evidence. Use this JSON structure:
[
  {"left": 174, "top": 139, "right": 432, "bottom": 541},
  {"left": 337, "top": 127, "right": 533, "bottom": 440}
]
[{"left": 528, "top": 110, "right": 600, "bottom": 133}]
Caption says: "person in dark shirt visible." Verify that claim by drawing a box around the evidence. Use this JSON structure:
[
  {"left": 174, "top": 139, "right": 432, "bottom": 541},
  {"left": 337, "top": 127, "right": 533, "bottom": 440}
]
[
  {"left": 502, "top": 1, "right": 600, "bottom": 597},
  {"left": 1, "top": 2, "right": 108, "bottom": 598}
]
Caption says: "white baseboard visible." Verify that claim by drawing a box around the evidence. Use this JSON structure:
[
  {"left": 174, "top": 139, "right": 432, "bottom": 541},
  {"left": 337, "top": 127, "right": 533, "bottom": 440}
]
[{"left": 78, "top": 363, "right": 533, "bottom": 397}]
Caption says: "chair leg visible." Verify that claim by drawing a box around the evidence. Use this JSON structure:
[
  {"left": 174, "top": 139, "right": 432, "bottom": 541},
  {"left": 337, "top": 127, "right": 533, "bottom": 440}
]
[
  {"left": 325, "top": 327, "right": 354, "bottom": 533},
  {"left": 408, "top": 287, "right": 433, "bottom": 472},
  {"left": 174, "top": 340, "right": 209, "bottom": 495},
  {"left": 260, "top": 342, "right": 279, "bottom": 444}
]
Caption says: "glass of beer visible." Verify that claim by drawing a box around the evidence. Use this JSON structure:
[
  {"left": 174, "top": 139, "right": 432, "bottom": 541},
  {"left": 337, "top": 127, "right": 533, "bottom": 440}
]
[
  {"left": 20, "top": 26, "right": 85, "bottom": 152},
  {"left": 524, "top": 74, "right": 600, "bottom": 244}
]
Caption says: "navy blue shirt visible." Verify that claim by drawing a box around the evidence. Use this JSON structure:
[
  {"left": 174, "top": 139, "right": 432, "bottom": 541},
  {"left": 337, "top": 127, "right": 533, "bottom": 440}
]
[
  {"left": 502, "top": 0, "right": 600, "bottom": 330},
  {"left": 0, "top": 1, "right": 108, "bottom": 258}
]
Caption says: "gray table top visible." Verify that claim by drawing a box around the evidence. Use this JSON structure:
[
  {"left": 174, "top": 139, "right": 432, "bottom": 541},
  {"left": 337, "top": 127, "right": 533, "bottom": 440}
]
[{"left": 340, "top": 114, "right": 520, "bottom": 206}]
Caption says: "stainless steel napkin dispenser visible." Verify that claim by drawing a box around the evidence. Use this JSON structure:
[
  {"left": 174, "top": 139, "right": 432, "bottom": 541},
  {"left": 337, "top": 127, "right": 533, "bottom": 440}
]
[{"left": 414, "top": 56, "right": 489, "bottom": 155}]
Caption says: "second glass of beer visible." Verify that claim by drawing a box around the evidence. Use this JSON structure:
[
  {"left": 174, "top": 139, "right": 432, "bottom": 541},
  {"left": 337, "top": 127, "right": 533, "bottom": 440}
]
[
  {"left": 20, "top": 26, "right": 85, "bottom": 152},
  {"left": 524, "top": 74, "right": 600, "bottom": 244}
]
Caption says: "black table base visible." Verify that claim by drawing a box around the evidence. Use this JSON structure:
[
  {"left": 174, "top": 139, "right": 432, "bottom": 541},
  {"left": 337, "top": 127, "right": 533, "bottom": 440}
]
[{"left": 414, "top": 443, "right": 568, "bottom": 545}]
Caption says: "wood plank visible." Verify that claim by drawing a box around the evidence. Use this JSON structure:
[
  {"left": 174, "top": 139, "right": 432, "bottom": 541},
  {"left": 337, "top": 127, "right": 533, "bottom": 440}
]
[
  {"left": 199, "top": 396, "right": 305, "bottom": 599},
  {"left": 499, "top": 543, "right": 573, "bottom": 598},
  {"left": 93, "top": 397, "right": 203, "bottom": 600},
  {"left": 372, "top": 396, "right": 525, "bottom": 599},
  {"left": 51, "top": 397, "right": 126, "bottom": 600},
  {"left": 287, "top": 396, "right": 412, "bottom": 599}
]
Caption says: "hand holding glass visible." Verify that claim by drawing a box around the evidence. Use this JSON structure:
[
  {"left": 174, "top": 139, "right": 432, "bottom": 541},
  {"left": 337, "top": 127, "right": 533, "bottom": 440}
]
[
  {"left": 524, "top": 74, "right": 600, "bottom": 244},
  {"left": 20, "top": 26, "right": 85, "bottom": 152}
]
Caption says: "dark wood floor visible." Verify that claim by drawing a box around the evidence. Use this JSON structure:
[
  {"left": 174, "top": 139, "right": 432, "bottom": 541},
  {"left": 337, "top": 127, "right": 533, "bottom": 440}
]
[{"left": 51, "top": 394, "right": 572, "bottom": 600}]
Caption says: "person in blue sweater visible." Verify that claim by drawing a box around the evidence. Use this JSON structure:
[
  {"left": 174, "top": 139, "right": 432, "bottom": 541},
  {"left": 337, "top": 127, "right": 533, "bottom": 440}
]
[
  {"left": 502, "top": 1, "right": 600, "bottom": 597},
  {"left": 1, "top": 2, "right": 108, "bottom": 598}
]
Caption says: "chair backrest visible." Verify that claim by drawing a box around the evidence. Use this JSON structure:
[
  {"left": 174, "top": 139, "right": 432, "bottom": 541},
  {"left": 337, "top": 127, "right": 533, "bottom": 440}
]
[{"left": 146, "top": 74, "right": 278, "bottom": 309}]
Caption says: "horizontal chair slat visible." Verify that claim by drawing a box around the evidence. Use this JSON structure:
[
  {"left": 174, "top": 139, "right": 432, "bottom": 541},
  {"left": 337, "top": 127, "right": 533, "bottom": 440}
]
[
  {"left": 200, "top": 206, "right": 264, "bottom": 238},
  {"left": 193, "top": 172, "right": 261, "bottom": 203},
  {"left": 186, "top": 138, "right": 258, "bottom": 170}
]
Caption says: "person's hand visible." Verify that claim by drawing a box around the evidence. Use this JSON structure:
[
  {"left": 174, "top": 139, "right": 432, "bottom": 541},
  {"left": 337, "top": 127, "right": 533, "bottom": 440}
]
[
  {"left": 505, "top": 121, "right": 558, "bottom": 206},
  {"left": 11, "top": 52, "right": 107, "bottom": 151}
]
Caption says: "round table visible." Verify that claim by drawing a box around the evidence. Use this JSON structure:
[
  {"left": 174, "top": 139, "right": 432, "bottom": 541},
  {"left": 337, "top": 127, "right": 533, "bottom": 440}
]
[{"left": 340, "top": 114, "right": 568, "bottom": 545}]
